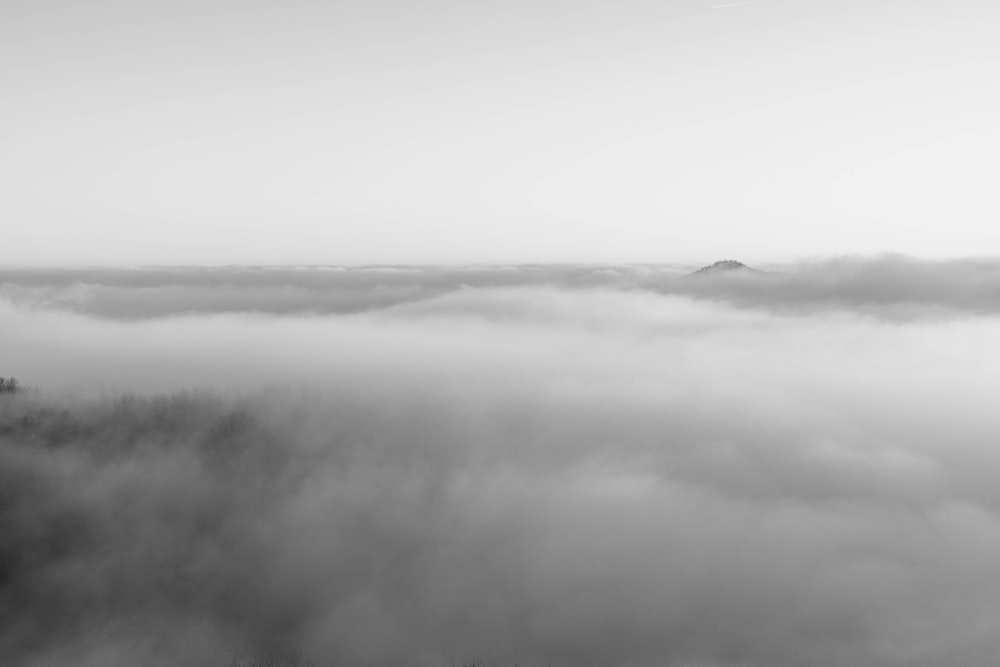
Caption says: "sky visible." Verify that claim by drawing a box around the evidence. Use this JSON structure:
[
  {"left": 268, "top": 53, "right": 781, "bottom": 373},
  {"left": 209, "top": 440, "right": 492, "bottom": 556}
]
[{"left": 3, "top": 0, "right": 1000, "bottom": 265}]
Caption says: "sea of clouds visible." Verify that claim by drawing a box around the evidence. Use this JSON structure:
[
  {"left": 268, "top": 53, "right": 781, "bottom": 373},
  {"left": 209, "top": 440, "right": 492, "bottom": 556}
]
[{"left": 3, "top": 256, "right": 1000, "bottom": 666}]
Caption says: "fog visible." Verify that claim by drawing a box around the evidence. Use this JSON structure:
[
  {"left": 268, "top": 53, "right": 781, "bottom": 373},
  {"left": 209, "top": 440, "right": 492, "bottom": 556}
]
[
  {"left": 5, "top": 255, "right": 1000, "bottom": 321},
  {"left": 3, "top": 257, "right": 1000, "bottom": 666}
]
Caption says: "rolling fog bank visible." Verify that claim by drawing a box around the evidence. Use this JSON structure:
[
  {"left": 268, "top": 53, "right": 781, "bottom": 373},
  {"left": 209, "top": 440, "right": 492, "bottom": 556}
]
[
  {"left": 5, "top": 254, "right": 1000, "bottom": 321},
  {"left": 3, "top": 256, "right": 1000, "bottom": 666}
]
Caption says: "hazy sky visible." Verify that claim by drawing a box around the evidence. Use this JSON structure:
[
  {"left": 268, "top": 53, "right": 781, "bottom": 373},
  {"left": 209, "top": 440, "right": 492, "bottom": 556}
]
[{"left": 4, "top": 0, "right": 1000, "bottom": 265}]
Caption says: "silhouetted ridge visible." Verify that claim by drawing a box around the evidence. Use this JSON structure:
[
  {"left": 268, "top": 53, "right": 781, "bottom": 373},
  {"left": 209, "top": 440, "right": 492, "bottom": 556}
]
[{"left": 691, "top": 260, "right": 757, "bottom": 275}]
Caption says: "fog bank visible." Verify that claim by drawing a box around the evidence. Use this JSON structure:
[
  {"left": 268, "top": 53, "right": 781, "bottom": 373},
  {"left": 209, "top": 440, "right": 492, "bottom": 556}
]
[
  {"left": 3, "top": 260, "right": 1000, "bottom": 666},
  {"left": 5, "top": 255, "right": 1000, "bottom": 321}
]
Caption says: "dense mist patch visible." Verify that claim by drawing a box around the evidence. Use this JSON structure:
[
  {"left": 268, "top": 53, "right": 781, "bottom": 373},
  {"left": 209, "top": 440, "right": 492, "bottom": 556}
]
[{"left": 3, "top": 258, "right": 1000, "bottom": 666}]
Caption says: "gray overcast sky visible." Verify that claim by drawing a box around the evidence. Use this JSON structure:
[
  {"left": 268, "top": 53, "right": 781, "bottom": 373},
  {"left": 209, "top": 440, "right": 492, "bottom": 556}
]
[{"left": 3, "top": 0, "right": 1000, "bottom": 265}]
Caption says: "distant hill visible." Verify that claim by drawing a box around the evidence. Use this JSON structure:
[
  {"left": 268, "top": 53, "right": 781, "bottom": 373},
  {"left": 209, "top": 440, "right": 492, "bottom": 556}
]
[{"left": 691, "top": 260, "right": 760, "bottom": 276}]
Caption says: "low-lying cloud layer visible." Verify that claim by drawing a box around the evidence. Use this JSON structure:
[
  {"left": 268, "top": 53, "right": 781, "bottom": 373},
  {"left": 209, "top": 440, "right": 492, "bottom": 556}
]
[
  {"left": 4, "top": 254, "right": 1000, "bottom": 320},
  {"left": 3, "top": 257, "right": 1000, "bottom": 666}
]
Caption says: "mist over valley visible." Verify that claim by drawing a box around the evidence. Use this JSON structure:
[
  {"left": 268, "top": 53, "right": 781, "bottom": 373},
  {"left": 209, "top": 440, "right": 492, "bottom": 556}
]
[{"left": 3, "top": 257, "right": 1000, "bottom": 666}]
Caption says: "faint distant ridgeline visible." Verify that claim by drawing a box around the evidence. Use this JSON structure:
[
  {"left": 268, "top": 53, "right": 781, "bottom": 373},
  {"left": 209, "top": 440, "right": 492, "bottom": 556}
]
[{"left": 0, "top": 377, "right": 19, "bottom": 393}]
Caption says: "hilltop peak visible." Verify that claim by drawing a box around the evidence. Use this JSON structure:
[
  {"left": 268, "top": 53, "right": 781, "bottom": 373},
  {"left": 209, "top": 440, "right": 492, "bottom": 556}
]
[{"left": 692, "top": 260, "right": 756, "bottom": 275}]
